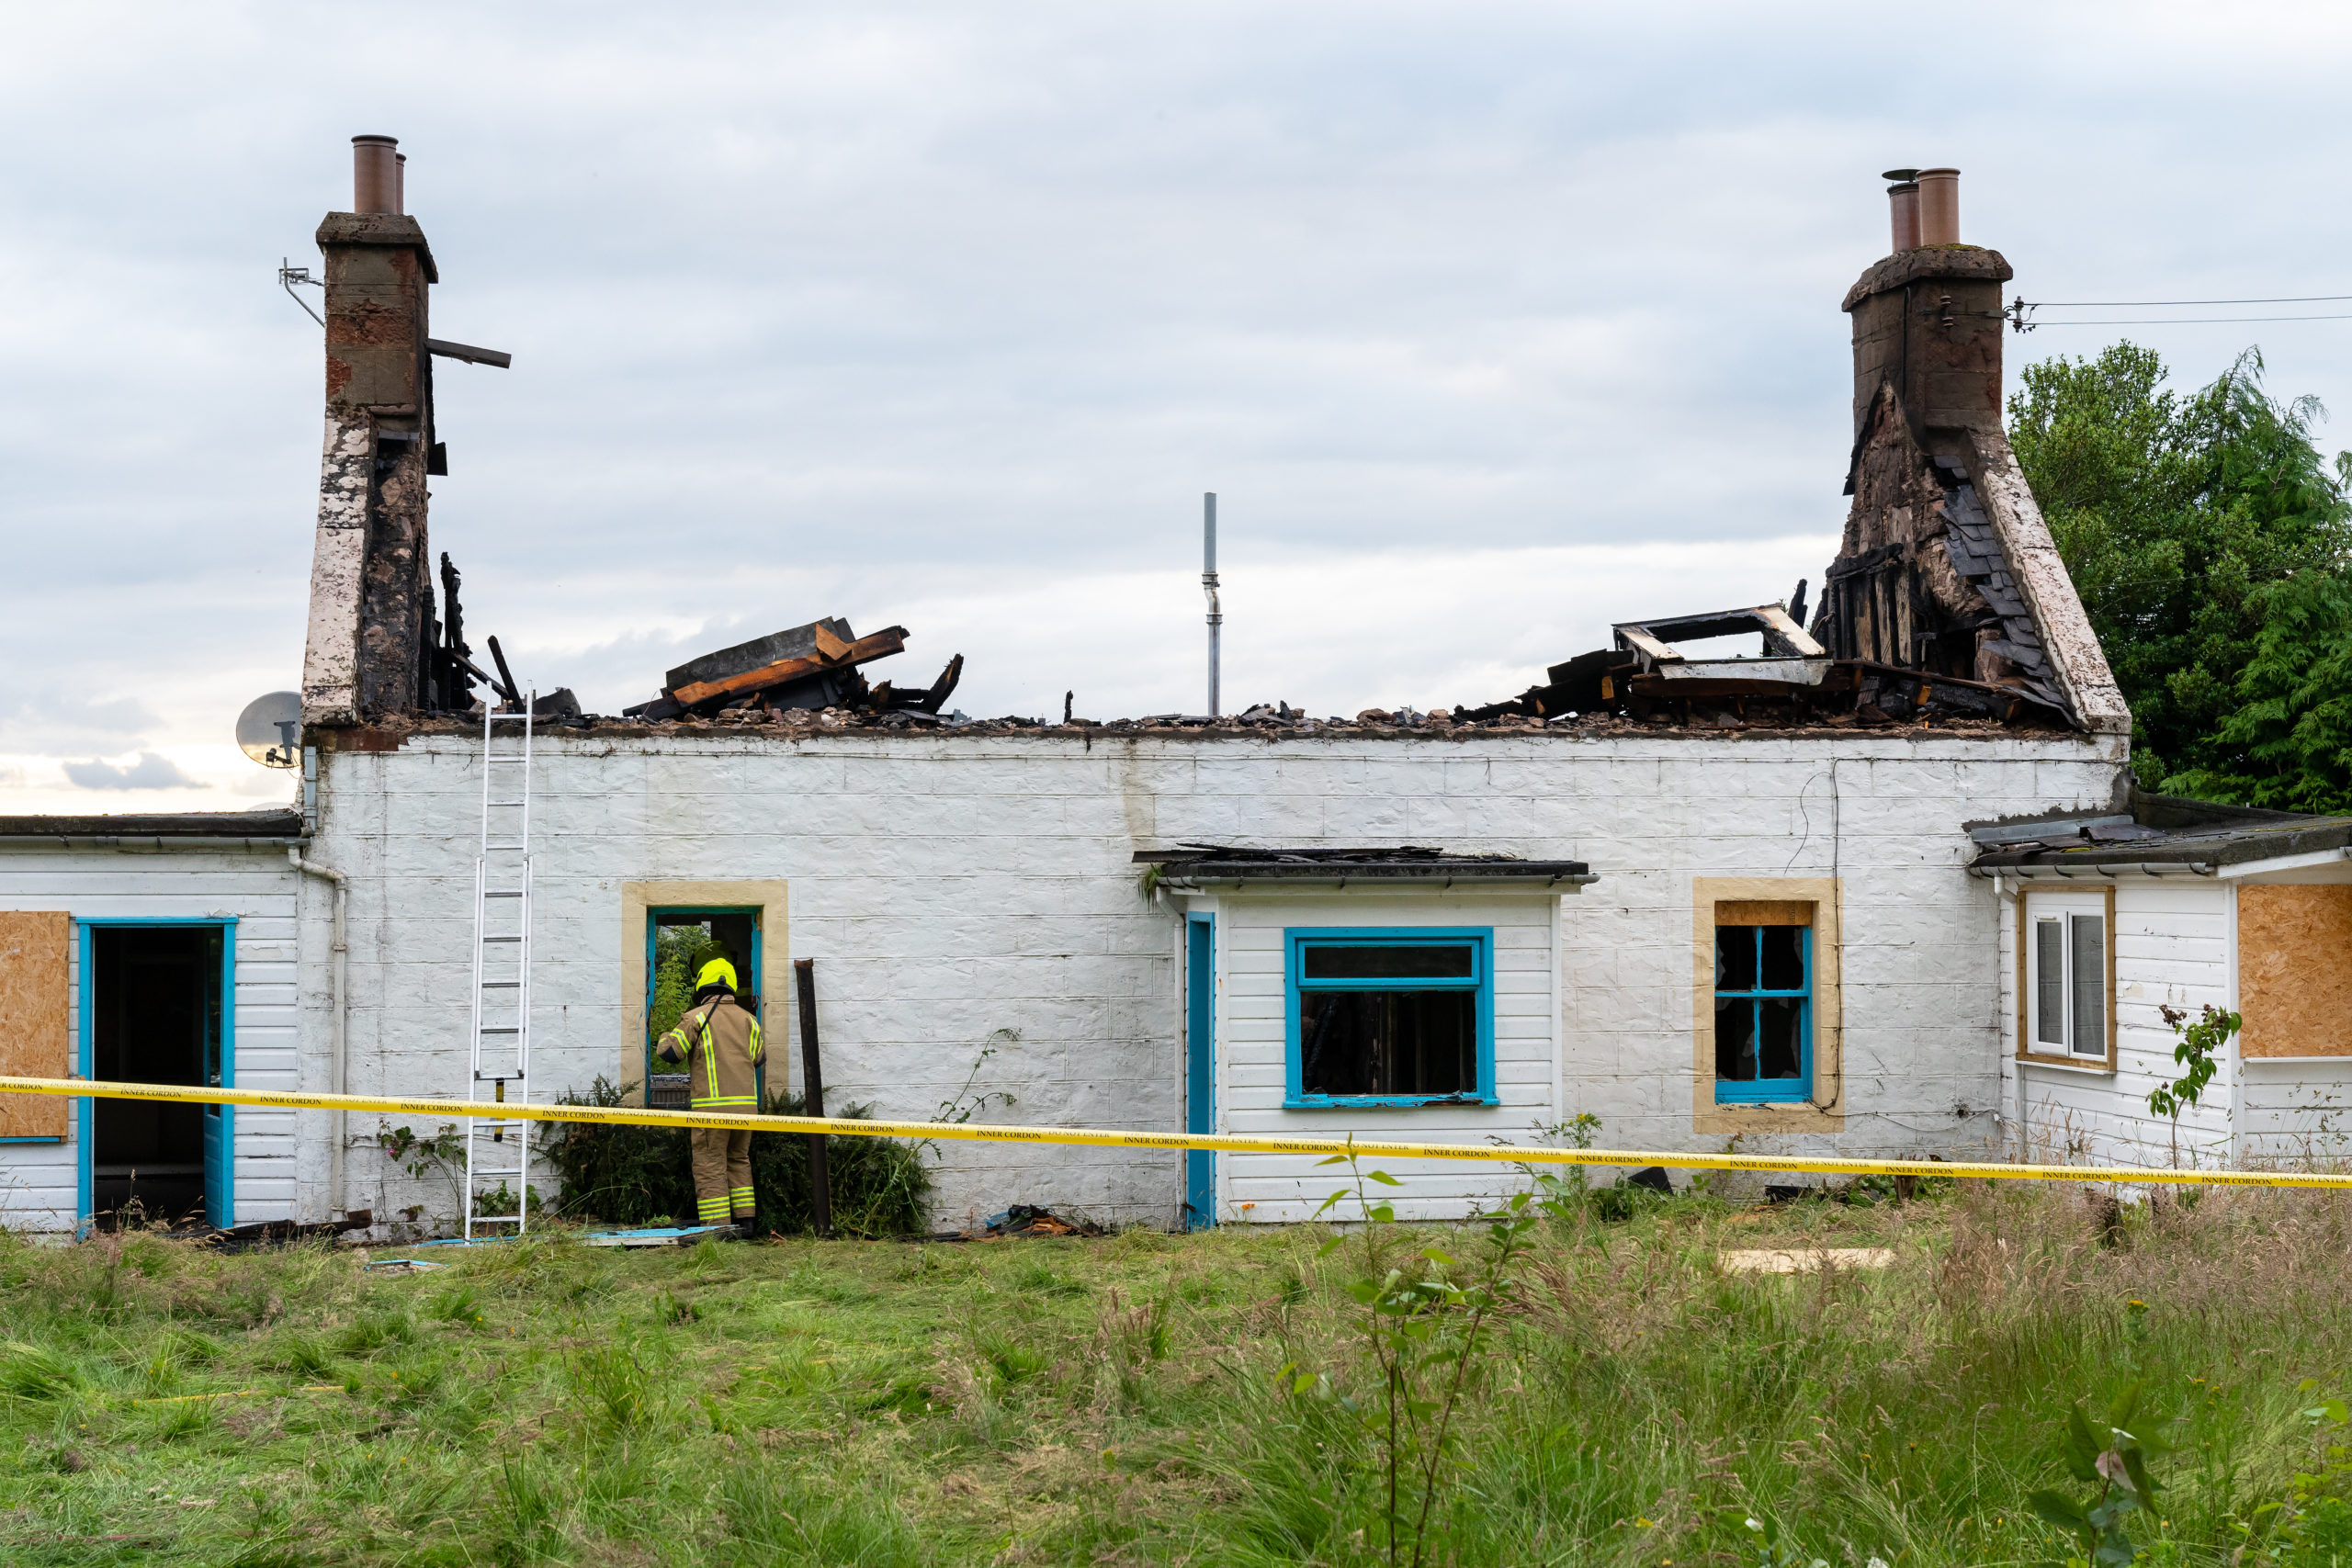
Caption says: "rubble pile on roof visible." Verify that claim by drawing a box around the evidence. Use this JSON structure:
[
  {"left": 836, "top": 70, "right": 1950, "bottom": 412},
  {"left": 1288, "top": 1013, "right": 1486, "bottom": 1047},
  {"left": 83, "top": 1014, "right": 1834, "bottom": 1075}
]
[
  {"left": 377, "top": 584, "right": 2076, "bottom": 741},
  {"left": 1456, "top": 599, "right": 2072, "bottom": 731},
  {"left": 619, "top": 617, "right": 962, "bottom": 723}
]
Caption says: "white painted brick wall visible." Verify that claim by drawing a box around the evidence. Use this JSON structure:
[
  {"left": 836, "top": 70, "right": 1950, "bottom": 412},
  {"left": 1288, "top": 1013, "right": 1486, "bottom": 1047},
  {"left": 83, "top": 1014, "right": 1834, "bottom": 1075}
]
[{"left": 299, "top": 727, "right": 2124, "bottom": 1226}]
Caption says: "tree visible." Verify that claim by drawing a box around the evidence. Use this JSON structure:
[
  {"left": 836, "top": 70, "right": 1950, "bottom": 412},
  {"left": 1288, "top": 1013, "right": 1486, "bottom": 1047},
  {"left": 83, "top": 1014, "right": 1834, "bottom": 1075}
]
[
  {"left": 2008, "top": 344, "right": 2352, "bottom": 792},
  {"left": 2165, "top": 567, "right": 2352, "bottom": 813}
]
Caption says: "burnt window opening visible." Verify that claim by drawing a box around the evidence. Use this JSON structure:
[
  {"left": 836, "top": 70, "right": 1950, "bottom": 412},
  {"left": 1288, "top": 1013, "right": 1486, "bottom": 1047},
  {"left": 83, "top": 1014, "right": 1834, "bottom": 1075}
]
[
  {"left": 1300, "top": 991, "right": 1475, "bottom": 1097},
  {"left": 1713, "top": 903, "right": 1814, "bottom": 1105}
]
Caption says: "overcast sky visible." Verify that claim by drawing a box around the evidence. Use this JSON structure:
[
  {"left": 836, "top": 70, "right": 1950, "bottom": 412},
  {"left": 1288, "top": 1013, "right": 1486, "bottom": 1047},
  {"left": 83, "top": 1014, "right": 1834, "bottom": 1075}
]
[{"left": 6, "top": 1, "right": 2352, "bottom": 814}]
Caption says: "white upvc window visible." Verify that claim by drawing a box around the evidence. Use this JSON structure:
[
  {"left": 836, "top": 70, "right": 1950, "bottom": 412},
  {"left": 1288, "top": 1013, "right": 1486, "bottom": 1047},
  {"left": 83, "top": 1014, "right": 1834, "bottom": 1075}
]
[{"left": 2024, "top": 890, "right": 2109, "bottom": 1060}]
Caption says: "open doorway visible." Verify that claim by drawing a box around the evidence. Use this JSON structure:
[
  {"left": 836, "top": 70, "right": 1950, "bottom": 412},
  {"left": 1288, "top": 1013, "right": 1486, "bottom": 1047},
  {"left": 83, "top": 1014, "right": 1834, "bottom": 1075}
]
[
  {"left": 645, "top": 908, "right": 760, "bottom": 1108},
  {"left": 86, "top": 924, "right": 232, "bottom": 1229}
]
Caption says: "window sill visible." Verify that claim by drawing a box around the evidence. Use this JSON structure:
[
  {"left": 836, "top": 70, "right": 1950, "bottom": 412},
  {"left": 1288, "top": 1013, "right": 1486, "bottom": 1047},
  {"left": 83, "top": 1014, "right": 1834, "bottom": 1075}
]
[
  {"left": 1711, "top": 1097, "right": 1822, "bottom": 1111},
  {"left": 0, "top": 1136, "right": 64, "bottom": 1145},
  {"left": 2016, "top": 1053, "right": 2116, "bottom": 1076},
  {"left": 1283, "top": 1094, "right": 1499, "bottom": 1111}
]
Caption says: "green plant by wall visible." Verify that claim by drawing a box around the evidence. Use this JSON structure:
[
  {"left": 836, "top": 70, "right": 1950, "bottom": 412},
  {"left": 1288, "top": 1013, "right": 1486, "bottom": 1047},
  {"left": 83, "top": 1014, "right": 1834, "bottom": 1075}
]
[
  {"left": 537, "top": 1077, "right": 933, "bottom": 1237},
  {"left": 375, "top": 1122, "right": 465, "bottom": 1223},
  {"left": 2150, "top": 1003, "right": 2241, "bottom": 1168}
]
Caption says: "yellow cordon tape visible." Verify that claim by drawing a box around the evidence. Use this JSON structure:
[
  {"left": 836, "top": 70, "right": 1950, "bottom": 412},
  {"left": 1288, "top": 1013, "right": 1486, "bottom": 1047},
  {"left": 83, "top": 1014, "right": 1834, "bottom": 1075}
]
[{"left": 5, "top": 1076, "right": 2349, "bottom": 1190}]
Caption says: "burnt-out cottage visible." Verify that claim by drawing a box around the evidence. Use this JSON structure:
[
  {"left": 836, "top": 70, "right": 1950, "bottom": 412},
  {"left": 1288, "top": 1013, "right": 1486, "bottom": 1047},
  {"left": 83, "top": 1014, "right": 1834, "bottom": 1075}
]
[{"left": 4, "top": 150, "right": 2339, "bottom": 1236}]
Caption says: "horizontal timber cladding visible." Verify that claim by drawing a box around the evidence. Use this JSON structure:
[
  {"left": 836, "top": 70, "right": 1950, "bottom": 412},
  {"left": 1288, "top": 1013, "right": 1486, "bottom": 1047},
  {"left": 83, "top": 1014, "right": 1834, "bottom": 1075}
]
[
  {"left": 0, "top": 848, "right": 302, "bottom": 1230},
  {"left": 1216, "top": 895, "right": 1547, "bottom": 1223},
  {"left": 2000, "top": 875, "right": 2242, "bottom": 1168},
  {"left": 304, "top": 727, "right": 2122, "bottom": 1226}
]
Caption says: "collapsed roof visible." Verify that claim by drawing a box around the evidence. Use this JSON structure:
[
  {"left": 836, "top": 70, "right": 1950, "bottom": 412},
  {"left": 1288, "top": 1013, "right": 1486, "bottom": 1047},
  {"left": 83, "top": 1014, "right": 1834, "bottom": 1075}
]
[{"left": 295, "top": 157, "right": 2127, "bottom": 747}]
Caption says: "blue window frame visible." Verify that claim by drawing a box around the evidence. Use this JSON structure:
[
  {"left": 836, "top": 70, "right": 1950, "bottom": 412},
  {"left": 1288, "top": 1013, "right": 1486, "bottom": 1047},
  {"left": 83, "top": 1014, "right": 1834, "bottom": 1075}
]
[
  {"left": 644, "top": 908, "right": 763, "bottom": 1102},
  {"left": 1284, "top": 927, "right": 1495, "bottom": 1109},
  {"left": 1713, "top": 919, "right": 1812, "bottom": 1104},
  {"left": 74, "top": 918, "right": 237, "bottom": 1233}
]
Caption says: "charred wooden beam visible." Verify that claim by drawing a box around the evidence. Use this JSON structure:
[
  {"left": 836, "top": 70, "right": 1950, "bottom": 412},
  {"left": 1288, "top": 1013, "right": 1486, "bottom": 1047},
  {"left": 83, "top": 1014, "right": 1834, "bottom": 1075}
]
[{"left": 670, "top": 626, "right": 908, "bottom": 710}]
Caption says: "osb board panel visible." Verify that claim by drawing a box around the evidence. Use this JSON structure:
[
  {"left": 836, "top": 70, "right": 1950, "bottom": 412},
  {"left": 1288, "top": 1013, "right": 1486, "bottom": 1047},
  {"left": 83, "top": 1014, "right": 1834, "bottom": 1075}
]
[
  {"left": 0, "top": 913, "right": 70, "bottom": 1139},
  {"left": 1716, "top": 899, "right": 1814, "bottom": 927},
  {"left": 2241, "top": 885, "right": 2352, "bottom": 1058}
]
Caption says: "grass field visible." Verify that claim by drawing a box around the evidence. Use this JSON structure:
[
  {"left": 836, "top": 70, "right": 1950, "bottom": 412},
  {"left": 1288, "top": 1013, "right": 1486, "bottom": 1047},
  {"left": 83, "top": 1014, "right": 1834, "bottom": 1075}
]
[{"left": 3, "top": 1177, "right": 2352, "bottom": 1566}]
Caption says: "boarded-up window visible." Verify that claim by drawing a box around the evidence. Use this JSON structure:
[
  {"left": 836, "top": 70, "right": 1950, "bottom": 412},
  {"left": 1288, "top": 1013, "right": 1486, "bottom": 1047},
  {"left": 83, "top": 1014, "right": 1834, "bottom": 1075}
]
[
  {"left": 2240, "top": 885, "right": 2352, "bottom": 1058},
  {"left": 0, "top": 912, "right": 71, "bottom": 1139}
]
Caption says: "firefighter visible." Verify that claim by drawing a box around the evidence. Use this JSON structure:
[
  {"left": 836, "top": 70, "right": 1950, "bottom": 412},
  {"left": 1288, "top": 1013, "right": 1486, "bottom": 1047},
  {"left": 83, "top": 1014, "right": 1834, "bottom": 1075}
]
[{"left": 655, "top": 957, "right": 763, "bottom": 1234}]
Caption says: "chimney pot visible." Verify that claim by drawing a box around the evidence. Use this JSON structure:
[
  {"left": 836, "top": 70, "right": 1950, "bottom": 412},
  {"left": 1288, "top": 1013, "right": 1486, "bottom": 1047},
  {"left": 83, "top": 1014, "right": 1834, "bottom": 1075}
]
[
  {"left": 395, "top": 152, "right": 406, "bottom": 215},
  {"left": 352, "top": 135, "right": 400, "bottom": 215},
  {"left": 1887, "top": 181, "right": 1921, "bottom": 253},
  {"left": 1916, "top": 166, "right": 1960, "bottom": 246}
]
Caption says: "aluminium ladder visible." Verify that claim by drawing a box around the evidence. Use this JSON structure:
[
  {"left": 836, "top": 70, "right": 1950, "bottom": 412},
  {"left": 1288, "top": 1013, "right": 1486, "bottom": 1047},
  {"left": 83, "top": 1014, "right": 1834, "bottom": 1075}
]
[{"left": 462, "top": 698, "right": 537, "bottom": 1238}]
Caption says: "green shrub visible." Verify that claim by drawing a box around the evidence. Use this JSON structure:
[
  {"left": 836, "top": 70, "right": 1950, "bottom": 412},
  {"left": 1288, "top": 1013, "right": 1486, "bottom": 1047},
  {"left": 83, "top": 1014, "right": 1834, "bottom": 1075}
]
[{"left": 539, "top": 1077, "right": 933, "bottom": 1237}]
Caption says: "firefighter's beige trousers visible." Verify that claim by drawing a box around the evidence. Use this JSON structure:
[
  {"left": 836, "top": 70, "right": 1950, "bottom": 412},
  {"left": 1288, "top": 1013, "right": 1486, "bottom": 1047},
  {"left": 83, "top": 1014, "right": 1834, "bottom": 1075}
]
[{"left": 692, "top": 1129, "right": 754, "bottom": 1225}]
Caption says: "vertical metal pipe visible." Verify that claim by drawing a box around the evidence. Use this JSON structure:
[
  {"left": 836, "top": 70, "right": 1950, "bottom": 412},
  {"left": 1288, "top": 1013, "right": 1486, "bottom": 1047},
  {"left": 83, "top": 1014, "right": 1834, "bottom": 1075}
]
[
  {"left": 395, "top": 152, "right": 406, "bottom": 215},
  {"left": 793, "top": 958, "right": 832, "bottom": 1237},
  {"left": 288, "top": 850, "right": 348, "bottom": 1222},
  {"left": 1887, "top": 181, "right": 1920, "bottom": 253},
  {"left": 352, "top": 135, "right": 400, "bottom": 214},
  {"left": 1917, "top": 167, "right": 1960, "bottom": 245},
  {"left": 1203, "top": 492, "right": 1222, "bottom": 717}
]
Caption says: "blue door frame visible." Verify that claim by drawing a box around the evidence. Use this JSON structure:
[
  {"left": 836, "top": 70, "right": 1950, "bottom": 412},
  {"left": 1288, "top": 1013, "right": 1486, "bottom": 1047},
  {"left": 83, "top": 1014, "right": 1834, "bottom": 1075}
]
[
  {"left": 1183, "top": 914, "right": 1216, "bottom": 1229},
  {"left": 75, "top": 918, "right": 237, "bottom": 1233},
  {"left": 644, "top": 908, "right": 763, "bottom": 1100}
]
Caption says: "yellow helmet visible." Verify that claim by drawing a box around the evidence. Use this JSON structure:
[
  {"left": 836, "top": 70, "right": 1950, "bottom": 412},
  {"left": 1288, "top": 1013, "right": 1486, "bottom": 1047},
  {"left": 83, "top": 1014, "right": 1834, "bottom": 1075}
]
[{"left": 695, "top": 958, "right": 739, "bottom": 993}]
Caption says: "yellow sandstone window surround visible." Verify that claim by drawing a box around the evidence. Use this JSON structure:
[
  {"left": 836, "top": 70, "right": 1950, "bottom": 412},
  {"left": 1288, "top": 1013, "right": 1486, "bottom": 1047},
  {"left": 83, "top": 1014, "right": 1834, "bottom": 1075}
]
[{"left": 1690, "top": 877, "right": 1843, "bottom": 1134}]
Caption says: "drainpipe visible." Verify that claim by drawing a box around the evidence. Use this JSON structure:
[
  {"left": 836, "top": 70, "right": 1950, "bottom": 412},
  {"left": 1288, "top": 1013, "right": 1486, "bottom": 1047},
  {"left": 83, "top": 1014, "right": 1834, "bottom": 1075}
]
[{"left": 288, "top": 848, "right": 350, "bottom": 1220}]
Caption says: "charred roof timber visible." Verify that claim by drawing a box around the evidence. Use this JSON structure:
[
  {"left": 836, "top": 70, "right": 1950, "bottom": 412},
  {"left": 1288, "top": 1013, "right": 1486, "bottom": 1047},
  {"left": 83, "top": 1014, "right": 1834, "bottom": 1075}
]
[{"left": 621, "top": 617, "right": 965, "bottom": 723}]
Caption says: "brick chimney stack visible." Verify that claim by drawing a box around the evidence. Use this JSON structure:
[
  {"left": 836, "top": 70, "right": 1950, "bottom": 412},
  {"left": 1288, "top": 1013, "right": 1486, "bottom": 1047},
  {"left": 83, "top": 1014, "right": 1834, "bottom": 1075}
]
[
  {"left": 300, "top": 135, "right": 440, "bottom": 726},
  {"left": 1843, "top": 166, "right": 2012, "bottom": 467}
]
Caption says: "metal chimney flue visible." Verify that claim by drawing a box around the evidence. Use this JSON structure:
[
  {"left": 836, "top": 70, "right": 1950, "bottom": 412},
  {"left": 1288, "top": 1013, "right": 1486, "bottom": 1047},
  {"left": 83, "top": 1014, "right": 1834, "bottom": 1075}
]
[
  {"left": 352, "top": 135, "right": 401, "bottom": 214},
  {"left": 1887, "top": 181, "right": 1920, "bottom": 252},
  {"left": 395, "top": 152, "right": 406, "bottom": 215},
  {"left": 1917, "top": 167, "right": 1960, "bottom": 246}
]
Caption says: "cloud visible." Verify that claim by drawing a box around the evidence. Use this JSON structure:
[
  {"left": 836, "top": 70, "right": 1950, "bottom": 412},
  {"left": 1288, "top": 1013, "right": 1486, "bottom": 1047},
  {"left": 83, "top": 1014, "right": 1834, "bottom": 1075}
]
[
  {"left": 62, "top": 752, "right": 208, "bottom": 791},
  {"left": 6, "top": 1, "right": 2352, "bottom": 779}
]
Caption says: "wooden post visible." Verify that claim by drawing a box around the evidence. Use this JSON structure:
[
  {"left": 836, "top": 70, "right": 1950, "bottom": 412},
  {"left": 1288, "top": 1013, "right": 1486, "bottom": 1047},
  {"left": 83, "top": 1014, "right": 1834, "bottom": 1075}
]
[{"left": 793, "top": 958, "right": 832, "bottom": 1237}]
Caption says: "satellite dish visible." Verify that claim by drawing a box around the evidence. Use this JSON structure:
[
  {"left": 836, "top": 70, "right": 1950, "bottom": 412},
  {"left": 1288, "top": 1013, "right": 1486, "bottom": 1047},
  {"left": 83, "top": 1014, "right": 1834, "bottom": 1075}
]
[{"left": 236, "top": 692, "right": 303, "bottom": 768}]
